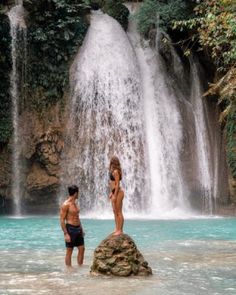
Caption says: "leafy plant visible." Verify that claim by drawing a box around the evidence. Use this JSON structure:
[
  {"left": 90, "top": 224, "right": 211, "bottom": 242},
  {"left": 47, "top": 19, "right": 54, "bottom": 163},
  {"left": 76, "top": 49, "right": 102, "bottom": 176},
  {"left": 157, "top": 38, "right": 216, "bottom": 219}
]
[
  {"left": 226, "top": 108, "right": 236, "bottom": 178},
  {"left": 24, "top": 0, "right": 89, "bottom": 110},
  {"left": 175, "top": 0, "right": 236, "bottom": 180},
  {"left": 204, "top": 67, "right": 236, "bottom": 178},
  {"left": 0, "top": 12, "right": 12, "bottom": 143},
  {"left": 134, "top": 0, "right": 195, "bottom": 37},
  {"left": 174, "top": 0, "right": 236, "bottom": 71}
]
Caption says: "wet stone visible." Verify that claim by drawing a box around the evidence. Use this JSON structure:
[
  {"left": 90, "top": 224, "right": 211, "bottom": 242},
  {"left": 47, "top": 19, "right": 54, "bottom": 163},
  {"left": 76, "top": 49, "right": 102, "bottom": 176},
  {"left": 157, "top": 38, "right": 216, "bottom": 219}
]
[{"left": 90, "top": 233, "right": 152, "bottom": 277}]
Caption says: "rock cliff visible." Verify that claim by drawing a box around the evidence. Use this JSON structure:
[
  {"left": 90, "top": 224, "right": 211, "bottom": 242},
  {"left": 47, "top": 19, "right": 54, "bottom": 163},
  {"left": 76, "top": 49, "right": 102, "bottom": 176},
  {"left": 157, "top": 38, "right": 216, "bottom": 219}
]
[{"left": 0, "top": 102, "right": 65, "bottom": 212}]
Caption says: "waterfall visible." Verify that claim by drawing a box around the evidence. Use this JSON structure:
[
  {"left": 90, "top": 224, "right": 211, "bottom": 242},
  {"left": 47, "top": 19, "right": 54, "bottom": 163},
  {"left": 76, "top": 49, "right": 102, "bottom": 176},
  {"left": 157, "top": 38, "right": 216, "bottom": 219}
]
[
  {"left": 125, "top": 4, "right": 225, "bottom": 217},
  {"left": 190, "top": 60, "right": 218, "bottom": 214},
  {"left": 126, "top": 6, "right": 191, "bottom": 217},
  {"left": 60, "top": 7, "right": 227, "bottom": 218},
  {"left": 61, "top": 11, "right": 147, "bottom": 216},
  {"left": 8, "top": 2, "right": 27, "bottom": 215}
]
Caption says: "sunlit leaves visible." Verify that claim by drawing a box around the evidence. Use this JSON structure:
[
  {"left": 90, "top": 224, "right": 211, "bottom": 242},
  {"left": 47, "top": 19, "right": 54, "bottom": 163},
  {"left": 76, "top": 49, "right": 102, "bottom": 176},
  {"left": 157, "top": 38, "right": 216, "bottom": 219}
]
[
  {"left": 174, "top": 0, "right": 236, "bottom": 178},
  {"left": 174, "top": 0, "right": 236, "bottom": 71}
]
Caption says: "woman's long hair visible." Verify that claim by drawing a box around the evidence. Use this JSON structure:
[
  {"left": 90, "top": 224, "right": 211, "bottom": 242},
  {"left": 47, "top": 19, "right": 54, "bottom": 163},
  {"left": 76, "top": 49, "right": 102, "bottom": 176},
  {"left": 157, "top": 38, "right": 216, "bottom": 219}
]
[{"left": 109, "top": 156, "right": 122, "bottom": 180}]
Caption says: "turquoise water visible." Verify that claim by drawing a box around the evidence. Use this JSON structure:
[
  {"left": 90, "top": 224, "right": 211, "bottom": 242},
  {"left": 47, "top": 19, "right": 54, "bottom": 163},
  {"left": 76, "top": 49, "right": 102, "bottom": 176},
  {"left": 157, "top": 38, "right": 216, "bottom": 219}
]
[{"left": 0, "top": 217, "right": 236, "bottom": 295}]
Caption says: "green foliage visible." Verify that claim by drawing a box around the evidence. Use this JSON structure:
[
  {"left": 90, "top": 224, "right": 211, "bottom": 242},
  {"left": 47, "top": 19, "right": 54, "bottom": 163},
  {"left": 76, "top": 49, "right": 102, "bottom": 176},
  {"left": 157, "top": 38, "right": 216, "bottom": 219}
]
[
  {"left": 102, "top": 0, "right": 129, "bottom": 30},
  {"left": 24, "top": 0, "right": 89, "bottom": 110},
  {"left": 89, "top": 0, "right": 105, "bottom": 9},
  {"left": 174, "top": 0, "right": 236, "bottom": 71},
  {"left": 226, "top": 107, "right": 236, "bottom": 177},
  {"left": 0, "top": 12, "right": 12, "bottom": 143},
  {"left": 134, "top": 0, "right": 195, "bottom": 37},
  {"left": 174, "top": 0, "right": 236, "bottom": 179},
  {"left": 24, "top": 0, "right": 129, "bottom": 111}
]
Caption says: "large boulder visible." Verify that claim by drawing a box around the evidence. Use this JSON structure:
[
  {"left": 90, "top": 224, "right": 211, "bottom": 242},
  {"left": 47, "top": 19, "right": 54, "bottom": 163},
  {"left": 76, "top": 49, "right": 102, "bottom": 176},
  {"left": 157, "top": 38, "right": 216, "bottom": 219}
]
[{"left": 90, "top": 233, "right": 152, "bottom": 276}]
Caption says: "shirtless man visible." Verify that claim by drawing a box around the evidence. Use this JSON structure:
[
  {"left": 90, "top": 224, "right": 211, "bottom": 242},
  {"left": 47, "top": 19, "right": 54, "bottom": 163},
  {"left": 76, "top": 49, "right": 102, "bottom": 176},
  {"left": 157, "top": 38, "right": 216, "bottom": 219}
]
[{"left": 60, "top": 185, "right": 85, "bottom": 267}]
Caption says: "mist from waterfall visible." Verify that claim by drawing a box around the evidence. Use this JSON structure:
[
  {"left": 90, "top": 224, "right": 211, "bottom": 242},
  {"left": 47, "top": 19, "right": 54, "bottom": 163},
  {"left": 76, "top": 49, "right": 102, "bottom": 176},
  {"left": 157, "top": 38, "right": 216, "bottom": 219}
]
[{"left": 8, "top": 2, "right": 27, "bottom": 215}]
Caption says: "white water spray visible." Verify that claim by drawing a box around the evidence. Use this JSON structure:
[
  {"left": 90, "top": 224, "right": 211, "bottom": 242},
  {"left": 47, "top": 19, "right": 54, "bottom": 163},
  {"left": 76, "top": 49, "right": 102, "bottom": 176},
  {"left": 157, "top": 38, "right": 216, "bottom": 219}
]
[
  {"left": 61, "top": 7, "right": 226, "bottom": 218},
  {"left": 61, "top": 12, "right": 147, "bottom": 215},
  {"left": 127, "top": 5, "right": 191, "bottom": 218},
  {"left": 190, "top": 61, "right": 216, "bottom": 214},
  {"left": 8, "top": 2, "right": 27, "bottom": 215}
]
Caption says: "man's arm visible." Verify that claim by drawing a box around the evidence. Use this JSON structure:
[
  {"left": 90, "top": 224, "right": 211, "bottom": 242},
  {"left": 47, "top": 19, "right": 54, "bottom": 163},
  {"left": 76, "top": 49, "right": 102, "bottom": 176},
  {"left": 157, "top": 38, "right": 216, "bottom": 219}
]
[{"left": 60, "top": 204, "right": 71, "bottom": 242}]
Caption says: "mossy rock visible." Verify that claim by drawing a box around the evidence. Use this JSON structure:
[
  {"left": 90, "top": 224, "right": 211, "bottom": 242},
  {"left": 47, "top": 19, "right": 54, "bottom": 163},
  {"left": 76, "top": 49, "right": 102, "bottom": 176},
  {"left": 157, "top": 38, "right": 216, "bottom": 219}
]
[{"left": 90, "top": 233, "right": 152, "bottom": 276}]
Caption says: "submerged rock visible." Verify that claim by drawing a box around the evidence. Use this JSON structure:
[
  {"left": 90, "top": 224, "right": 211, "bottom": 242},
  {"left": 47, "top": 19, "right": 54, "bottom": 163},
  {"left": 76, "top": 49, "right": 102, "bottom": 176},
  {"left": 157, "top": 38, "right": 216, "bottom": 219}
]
[{"left": 90, "top": 233, "right": 152, "bottom": 276}]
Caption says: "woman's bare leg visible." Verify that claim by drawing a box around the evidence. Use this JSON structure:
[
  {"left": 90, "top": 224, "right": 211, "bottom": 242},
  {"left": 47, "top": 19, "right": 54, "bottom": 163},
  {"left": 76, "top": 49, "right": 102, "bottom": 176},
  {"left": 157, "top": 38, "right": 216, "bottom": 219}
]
[
  {"left": 113, "top": 190, "right": 124, "bottom": 236},
  {"left": 111, "top": 196, "right": 118, "bottom": 233}
]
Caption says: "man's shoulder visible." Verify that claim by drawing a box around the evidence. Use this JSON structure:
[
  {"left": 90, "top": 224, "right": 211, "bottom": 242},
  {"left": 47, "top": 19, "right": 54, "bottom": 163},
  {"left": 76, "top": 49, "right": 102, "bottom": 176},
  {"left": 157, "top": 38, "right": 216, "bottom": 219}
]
[{"left": 61, "top": 199, "right": 71, "bottom": 209}]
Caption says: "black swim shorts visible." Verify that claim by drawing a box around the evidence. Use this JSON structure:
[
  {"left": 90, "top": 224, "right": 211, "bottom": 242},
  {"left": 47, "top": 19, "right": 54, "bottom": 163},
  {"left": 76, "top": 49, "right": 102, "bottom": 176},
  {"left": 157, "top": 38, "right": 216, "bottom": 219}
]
[{"left": 65, "top": 224, "right": 84, "bottom": 248}]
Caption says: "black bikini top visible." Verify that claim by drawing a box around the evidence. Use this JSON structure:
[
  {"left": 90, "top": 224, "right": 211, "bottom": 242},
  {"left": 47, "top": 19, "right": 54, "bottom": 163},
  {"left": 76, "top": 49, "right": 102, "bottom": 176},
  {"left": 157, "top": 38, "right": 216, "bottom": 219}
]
[
  {"left": 109, "top": 172, "right": 115, "bottom": 181},
  {"left": 109, "top": 171, "right": 122, "bottom": 181}
]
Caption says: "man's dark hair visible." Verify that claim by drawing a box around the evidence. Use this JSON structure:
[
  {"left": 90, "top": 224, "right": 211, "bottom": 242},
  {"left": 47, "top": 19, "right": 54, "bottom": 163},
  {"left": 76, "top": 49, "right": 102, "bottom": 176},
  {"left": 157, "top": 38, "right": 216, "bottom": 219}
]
[{"left": 68, "top": 185, "right": 79, "bottom": 196}]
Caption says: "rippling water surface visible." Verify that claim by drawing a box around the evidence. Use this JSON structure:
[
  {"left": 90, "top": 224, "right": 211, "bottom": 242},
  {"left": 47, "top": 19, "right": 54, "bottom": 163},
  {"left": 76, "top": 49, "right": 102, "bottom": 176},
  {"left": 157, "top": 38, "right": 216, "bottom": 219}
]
[{"left": 0, "top": 217, "right": 236, "bottom": 295}]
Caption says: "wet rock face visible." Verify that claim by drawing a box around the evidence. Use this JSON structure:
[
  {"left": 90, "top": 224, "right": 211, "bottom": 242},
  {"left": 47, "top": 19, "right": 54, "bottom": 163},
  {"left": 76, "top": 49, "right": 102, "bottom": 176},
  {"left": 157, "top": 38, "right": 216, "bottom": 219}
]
[
  {"left": 0, "top": 103, "right": 65, "bottom": 211},
  {"left": 20, "top": 104, "right": 65, "bottom": 203},
  {"left": 0, "top": 147, "right": 11, "bottom": 200},
  {"left": 91, "top": 234, "right": 152, "bottom": 277},
  {"left": 34, "top": 131, "right": 64, "bottom": 177},
  {"left": 26, "top": 163, "right": 58, "bottom": 194}
]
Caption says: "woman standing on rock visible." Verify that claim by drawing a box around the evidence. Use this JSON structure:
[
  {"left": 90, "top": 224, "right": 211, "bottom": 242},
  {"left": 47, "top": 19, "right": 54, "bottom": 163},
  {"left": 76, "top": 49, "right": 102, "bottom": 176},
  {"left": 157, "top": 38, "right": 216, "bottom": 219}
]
[{"left": 109, "top": 156, "right": 124, "bottom": 236}]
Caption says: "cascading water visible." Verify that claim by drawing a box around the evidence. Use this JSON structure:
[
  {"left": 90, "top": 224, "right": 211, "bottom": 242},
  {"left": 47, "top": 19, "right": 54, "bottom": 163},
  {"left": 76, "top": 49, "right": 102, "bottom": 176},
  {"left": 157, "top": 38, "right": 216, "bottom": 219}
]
[
  {"left": 189, "top": 60, "right": 218, "bottom": 214},
  {"left": 61, "top": 11, "right": 147, "bottom": 216},
  {"left": 126, "top": 7, "right": 191, "bottom": 217},
  {"left": 61, "top": 6, "right": 227, "bottom": 218},
  {"left": 8, "top": 1, "right": 27, "bottom": 215}
]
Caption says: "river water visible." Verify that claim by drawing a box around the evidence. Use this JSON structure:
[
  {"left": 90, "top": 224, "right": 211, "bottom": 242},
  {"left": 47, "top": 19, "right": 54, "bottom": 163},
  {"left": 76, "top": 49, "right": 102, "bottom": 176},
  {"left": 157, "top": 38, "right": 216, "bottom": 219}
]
[{"left": 0, "top": 217, "right": 236, "bottom": 295}]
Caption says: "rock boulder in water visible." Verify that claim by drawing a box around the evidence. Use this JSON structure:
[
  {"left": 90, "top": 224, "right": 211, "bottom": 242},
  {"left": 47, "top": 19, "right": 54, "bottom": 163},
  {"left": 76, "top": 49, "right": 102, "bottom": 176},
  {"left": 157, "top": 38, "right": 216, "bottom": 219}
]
[{"left": 90, "top": 233, "right": 152, "bottom": 276}]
